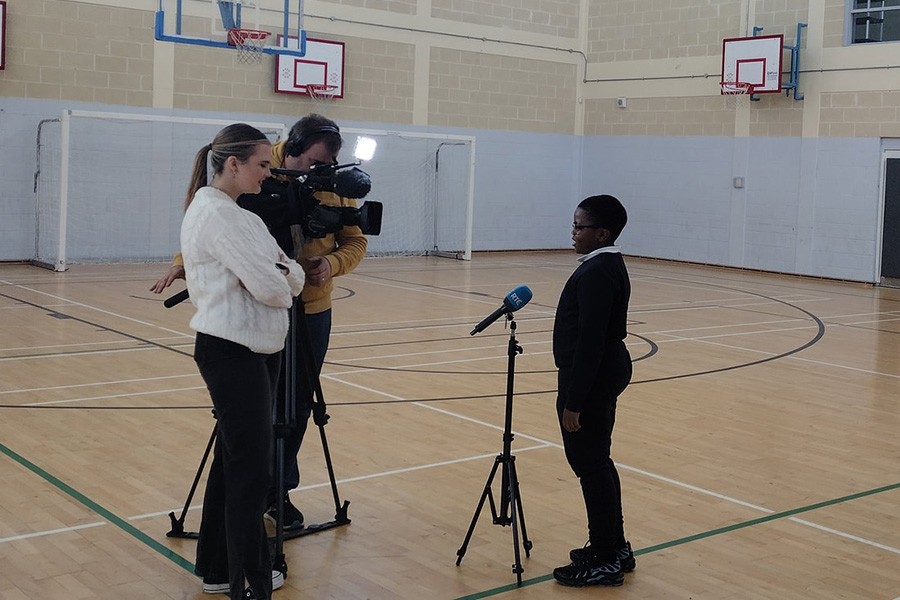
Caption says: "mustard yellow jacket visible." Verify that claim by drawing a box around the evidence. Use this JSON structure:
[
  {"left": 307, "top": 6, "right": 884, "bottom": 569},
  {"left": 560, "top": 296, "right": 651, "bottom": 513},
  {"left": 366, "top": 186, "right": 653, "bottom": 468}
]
[{"left": 175, "top": 140, "right": 367, "bottom": 314}]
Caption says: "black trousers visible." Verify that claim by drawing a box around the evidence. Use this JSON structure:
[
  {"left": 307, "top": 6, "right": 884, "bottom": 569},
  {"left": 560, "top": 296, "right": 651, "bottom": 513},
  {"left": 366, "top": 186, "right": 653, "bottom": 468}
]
[
  {"left": 193, "top": 333, "right": 281, "bottom": 600},
  {"left": 556, "top": 349, "right": 632, "bottom": 562}
]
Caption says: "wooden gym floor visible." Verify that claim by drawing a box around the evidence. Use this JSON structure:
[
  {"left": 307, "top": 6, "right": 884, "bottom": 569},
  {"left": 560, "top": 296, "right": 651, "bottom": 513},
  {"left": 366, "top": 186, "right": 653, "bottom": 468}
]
[{"left": 0, "top": 252, "right": 898, "bottom": 599}]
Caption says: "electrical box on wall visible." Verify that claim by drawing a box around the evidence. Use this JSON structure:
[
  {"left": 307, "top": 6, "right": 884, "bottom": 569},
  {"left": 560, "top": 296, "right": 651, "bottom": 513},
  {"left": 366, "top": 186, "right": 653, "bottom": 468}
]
[{"left": 616, "top": 97, "right": 627, "bottom": 108}]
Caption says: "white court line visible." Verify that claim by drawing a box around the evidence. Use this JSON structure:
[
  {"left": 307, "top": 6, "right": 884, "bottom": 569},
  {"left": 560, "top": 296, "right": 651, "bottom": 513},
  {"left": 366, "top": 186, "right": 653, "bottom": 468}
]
[
  {"left": 0, "top": 522, "right": 106, "bottom": 543},
  {"left": 789, "top": 518, "right": 900, "bottom": 556},
  {"left": 0, "top": 373, "right": 200, "bottom": 396},
  {"left": 665, "top": 333, "right": 900, "bottom": 380},
  {"left": 10, "top": 377, "right": 900, "bottom": 559},
  {"left": 22, "top": 386, "right": 208, "bottom": 407},
  {"left": 327, "top": 376, "right": 900, "bottom": 557},
  {"left": 128, "top": 443, "right": 555, "bottom": 521},
  {"left": 343, "top": 274, "right": 502, "bottom": 309},
  {"left": 0, "top": 280, "right": 190, "bottom": 338},
  {"left": 0, "top": 344, "right": 178, "bottom": 363},
  {"left": 1, "top": 338, "right": 176, "bottom": 354},
  {"left": 5, "top": 270, "right": 897, "bottom": 557}
]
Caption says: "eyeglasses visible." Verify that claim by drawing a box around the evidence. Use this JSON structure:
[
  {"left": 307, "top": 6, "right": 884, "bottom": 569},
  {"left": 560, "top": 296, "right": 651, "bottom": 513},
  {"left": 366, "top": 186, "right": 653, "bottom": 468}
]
[{"left": 572, "top": 224, "right": 600, "bottom": 231}]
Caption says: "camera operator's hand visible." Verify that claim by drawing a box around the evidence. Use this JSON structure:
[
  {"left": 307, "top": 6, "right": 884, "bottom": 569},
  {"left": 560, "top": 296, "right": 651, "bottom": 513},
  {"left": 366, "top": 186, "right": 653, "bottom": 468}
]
[
  {"left": 150, "top": 265, "right": 186, "bottom": 293},
  {"left": 302, "top": 256, "right": 332, "bottom": 287}
]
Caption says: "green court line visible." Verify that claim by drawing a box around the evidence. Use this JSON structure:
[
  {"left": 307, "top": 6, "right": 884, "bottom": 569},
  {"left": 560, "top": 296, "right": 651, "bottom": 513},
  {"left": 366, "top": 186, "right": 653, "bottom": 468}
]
[
  {"left": 0, "top": 441, "right": 195, "bottom": 573},
  {"left": 453, "top": 480, "right": 900, "bottom": 600},
  {"left": 5, "top": 432, "right": 899, "bottom": 598}
]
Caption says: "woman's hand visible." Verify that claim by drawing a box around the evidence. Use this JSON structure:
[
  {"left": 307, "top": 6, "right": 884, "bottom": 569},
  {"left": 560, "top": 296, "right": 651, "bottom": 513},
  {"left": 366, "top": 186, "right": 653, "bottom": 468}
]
[{"left": 150, "top": 265, "right": 185, "bottom": 293}]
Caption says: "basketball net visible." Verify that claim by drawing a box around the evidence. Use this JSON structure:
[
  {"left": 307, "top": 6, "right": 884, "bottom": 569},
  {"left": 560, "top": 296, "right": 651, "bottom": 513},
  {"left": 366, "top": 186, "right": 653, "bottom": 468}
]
[
  {"left": 721, "top": 81, "right": 753, "bottom": 109},
  {"left": 228, "top": 28, "right": 271, "bottom": 64},
  {"left": 307, "top": 84, "right": 339, "bottom": 112}
]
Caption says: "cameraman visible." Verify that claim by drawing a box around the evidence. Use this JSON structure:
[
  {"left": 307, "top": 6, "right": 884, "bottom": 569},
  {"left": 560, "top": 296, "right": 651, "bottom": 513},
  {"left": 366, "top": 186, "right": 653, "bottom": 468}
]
[{"left": 151, "top": 114, "right": 367, "bottom": 532}]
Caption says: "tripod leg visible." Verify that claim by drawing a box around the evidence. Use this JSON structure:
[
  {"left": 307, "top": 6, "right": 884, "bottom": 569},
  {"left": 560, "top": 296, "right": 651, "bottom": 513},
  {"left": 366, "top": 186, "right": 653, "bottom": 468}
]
[
  {"left": 295, "top": 302, "right": 350, "bottom": 523},
  {"left": 271, "top": 436, "right": 287, "bottom": 574},
  {"left": 456, "top": 455, "right": 502, "bottom": 565},
  {"left": 506, "top": 457, "right": 524, "bottom": 585},
  {"left": 508, "top": 459, "right": 532, "bottom": 556},
  {"left": 167, "top": 421, "right": 217, "bottom": 538}
]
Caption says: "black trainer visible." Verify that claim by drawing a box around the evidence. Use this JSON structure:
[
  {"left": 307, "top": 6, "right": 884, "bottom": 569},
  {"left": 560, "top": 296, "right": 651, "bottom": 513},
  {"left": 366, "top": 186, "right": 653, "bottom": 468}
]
[
  {"left": 265, "top": 494, "right": 304, "bottom": 531},
  {"left": 553, "top": 556, "right": 624, "bottom": 588},
  {"left": 569, "top": 540, "right": 635, "bottom": 572}
]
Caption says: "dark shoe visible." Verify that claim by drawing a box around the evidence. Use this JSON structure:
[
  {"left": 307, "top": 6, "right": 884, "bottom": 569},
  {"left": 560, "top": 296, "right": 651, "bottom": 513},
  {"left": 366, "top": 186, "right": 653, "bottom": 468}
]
[
  {"left": 569, "top": 540, "right": 635, "bottom": 572},
  {"left": 265, "top": 495, "right": 304, "bottom": 531},
  {"left": 553, "top": 556, "right": 624, "bottom": 587},
  {"left": 202, "top": 570, "right": 284, "bottom": 594}
]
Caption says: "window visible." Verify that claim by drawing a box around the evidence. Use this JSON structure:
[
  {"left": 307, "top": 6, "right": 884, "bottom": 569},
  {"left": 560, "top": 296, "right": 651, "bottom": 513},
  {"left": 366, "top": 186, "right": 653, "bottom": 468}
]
[{"left": 850, "top": 0, "right": 900, "bottom": 43}]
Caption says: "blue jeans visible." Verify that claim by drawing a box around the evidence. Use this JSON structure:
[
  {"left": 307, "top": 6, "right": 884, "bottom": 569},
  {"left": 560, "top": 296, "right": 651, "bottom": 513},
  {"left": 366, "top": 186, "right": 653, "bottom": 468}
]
[{"left": 271, "top": 308, "right": 331, "bottom": 498}]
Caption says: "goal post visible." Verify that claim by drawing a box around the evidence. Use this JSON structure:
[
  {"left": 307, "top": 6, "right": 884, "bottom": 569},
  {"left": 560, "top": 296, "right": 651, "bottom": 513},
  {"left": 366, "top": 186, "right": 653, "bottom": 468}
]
[
  {"left": 342, "top": 128, "right": 475, "bottom": 260},
  {"left": 34, "top": 111, "right": 476, "bottom": 270},
  {"left": 35, "top": 110, "right": 289, "bottom": 271}
]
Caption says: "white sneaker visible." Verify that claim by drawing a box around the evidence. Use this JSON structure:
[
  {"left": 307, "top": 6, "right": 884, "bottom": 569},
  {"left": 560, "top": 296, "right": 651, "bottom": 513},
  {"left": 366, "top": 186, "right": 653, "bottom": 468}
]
[{"left": 202, "top": 570, "right": 284, "bottom": 594}]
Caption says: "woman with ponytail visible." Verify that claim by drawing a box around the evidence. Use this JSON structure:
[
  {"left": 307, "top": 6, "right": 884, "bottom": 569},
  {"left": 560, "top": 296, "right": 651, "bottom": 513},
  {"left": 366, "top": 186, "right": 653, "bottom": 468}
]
[{"left": 181, "top": 123, "right": 304, "bottom": 600}]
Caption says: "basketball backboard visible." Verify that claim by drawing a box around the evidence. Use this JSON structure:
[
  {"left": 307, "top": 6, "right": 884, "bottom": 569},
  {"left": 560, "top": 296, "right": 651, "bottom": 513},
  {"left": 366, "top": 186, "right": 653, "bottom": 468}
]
[
  {"left": 0, "top": 1, "right": 7, "bottom": 71},
  {"left": 721, "top": 34, "right": 784, "bottom": 94},
  {"left": 275, "top": 37, "right": 345, "bottom": 97},
  {"left": 155, "top": 0, "right": 307, "bottom": 58}
]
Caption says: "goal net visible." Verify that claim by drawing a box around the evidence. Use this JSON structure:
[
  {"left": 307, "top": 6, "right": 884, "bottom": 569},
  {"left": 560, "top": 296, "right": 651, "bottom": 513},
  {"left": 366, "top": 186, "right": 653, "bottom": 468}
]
[
  {"left": 34, "top": 110, "right": 288, "bottom": 271},
  {"left": 342, "top": 128, "right": 475, "bottom": 260},
  {"left": 34, "top": 112, "right": 475, "bottom": 270}
]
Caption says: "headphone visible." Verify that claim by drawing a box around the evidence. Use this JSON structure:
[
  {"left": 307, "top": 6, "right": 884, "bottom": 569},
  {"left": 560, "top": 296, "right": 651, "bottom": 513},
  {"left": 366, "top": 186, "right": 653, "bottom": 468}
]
[{"left": 286, "top": 124, "right": 341, "bottom": 158}]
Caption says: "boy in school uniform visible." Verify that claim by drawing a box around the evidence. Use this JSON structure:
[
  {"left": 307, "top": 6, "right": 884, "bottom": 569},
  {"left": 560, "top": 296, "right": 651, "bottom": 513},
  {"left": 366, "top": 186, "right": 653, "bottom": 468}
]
[{"left": 552, "top": 194, "right": 635, "bottom": 587}]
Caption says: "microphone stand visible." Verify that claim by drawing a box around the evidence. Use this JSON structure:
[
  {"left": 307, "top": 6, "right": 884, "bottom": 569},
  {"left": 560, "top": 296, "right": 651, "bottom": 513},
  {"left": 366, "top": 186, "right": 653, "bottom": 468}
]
[
  {"left": 165, "top": 292, "right": 351, "bottom": 561},
  {"left": 456, "top": 315, "right": 532, "bottom": 585}
]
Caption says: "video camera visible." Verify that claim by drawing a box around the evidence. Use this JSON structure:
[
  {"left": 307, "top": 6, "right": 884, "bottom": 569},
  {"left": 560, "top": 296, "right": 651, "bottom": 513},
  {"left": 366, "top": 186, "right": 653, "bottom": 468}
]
[{"left": 270, "top": 162, "right": 383, "bottom": 239}]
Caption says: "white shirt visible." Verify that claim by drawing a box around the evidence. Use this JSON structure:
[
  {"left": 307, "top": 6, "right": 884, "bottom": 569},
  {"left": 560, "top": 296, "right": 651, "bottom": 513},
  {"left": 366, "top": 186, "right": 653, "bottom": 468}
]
[
  {"left": 578, "top": 245, "right": 622, "bottom": 263},
  {"left": 181, "top": 186, "right": 305, "bottom": 354}
]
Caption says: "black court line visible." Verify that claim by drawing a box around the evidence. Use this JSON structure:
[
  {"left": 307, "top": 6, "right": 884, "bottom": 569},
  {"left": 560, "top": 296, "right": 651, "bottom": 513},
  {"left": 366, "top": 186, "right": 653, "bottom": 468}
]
[{"left": 0, "top": 291, "right": 194, "bottom": 359}]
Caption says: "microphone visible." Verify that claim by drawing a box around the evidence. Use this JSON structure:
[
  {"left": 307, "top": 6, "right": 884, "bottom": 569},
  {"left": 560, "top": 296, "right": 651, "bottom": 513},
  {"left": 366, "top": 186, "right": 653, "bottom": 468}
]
[
  {"left": 164, "top": 289, "right": 189, "bottom": 308},
  {"left": 470, "top": 285, "right": 533, "bottom": 335}
]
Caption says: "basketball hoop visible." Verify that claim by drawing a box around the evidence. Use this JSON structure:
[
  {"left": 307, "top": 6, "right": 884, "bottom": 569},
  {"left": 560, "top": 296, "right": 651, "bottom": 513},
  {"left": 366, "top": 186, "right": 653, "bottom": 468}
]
[
  {"left": 307, "top": 84, "right": 339, "bottom": 111},
  {"left": 227, "top": 28, "right": 271, "bottom": 64},
  {"left": 720, "top": 81, "right": 753, "bottom": 109}
]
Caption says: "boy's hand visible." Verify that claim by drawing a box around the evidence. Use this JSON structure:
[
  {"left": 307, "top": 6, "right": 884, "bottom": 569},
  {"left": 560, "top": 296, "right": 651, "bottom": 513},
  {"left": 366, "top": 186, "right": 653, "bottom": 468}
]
[{"left": 562, "top": 408, "right": 581, "bottom": 432}]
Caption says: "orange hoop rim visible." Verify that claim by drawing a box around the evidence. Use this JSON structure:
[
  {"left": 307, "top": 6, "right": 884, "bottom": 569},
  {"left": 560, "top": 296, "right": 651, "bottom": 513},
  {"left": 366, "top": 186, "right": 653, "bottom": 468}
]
[
  {"left": 227, "top": 28, "right": 271, "bottom": 46},
  {"left": 720, "top": 81, "right": 754, "bottom": 95}
]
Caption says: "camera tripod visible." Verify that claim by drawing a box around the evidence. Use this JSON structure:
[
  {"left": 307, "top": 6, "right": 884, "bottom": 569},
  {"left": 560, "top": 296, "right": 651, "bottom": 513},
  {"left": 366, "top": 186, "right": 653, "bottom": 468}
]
[
  {"left": 166, "top": 295, "right": 350, "bottom": 574},
  {"left": 456, "top": 316, "right": 533, "bottom": 585}
]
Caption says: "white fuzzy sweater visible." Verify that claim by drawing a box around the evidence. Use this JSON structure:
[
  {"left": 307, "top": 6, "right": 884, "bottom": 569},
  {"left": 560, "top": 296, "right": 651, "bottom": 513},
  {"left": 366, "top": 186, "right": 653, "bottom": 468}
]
[{"left": 181, "top": 186, "right": 305, "bottom": 354}]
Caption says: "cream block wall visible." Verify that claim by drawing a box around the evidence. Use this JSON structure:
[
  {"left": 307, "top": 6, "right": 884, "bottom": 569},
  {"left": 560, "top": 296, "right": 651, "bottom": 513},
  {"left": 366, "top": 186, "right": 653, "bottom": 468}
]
[
  {"left": 1, "top": 0, "right": 155, "bottom": 106},
  {"left": 3, "top": 0, "right": 900, "bottom": 137},
  {"left": 820, "top": 92, "right": 900, "bottom": 138},
  {"left": 431, "top": 0, "right": 579, "bottom": 38},
  {"left": 586, "top": 0, "right": 741, "bottom": 62},
  {"left": 323, "top": 0, "right": 416, "bottom": 14},
  {"left": 428, "top": 48, "right": 576, "bottom": 133}
]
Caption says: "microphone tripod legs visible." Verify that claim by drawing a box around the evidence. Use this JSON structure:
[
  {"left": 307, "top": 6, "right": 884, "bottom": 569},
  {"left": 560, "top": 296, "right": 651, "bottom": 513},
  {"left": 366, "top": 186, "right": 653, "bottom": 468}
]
[
  {"left": 456, "top": 317, "right": 533, "bottom": 585},
  {"left": 455, "top": 452, "right": 532, "bottom": 585}
]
